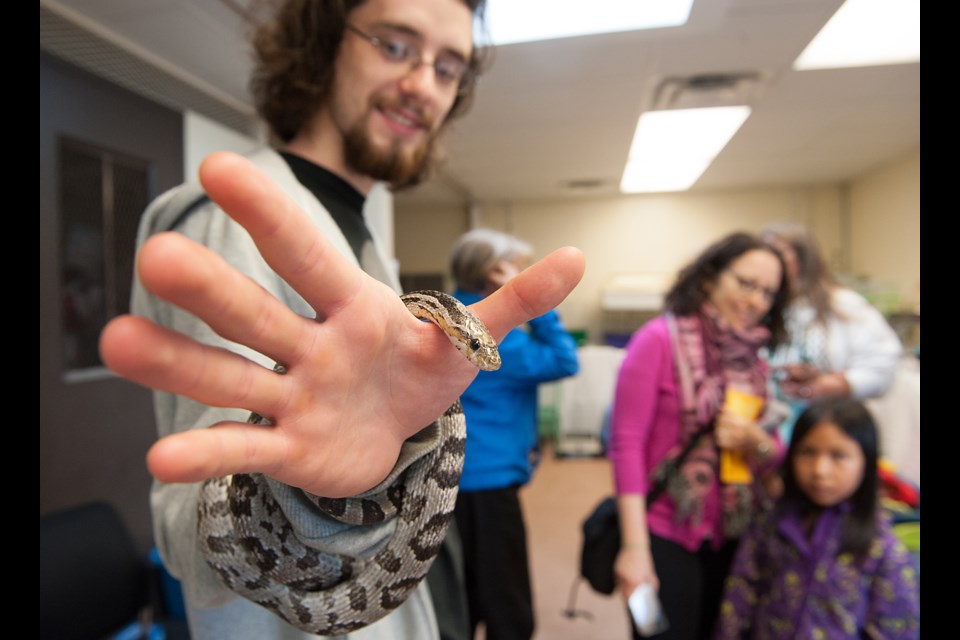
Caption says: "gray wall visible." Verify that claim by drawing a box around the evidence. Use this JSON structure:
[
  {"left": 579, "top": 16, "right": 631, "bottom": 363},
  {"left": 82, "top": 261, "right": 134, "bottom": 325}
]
[{"left": 40, "top": 51, "right": 183, "bottom": 553}]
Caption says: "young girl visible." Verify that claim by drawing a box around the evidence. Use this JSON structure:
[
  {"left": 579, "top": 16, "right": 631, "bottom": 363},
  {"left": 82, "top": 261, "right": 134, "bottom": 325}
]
[{"left": 713, "top": 397, "right": 920, "bottom": 639}]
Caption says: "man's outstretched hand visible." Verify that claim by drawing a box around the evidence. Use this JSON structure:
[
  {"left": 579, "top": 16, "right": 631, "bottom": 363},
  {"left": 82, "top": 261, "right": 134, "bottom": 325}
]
[{"left": 99, "top": 152, "right": 585, "bottom": 498}]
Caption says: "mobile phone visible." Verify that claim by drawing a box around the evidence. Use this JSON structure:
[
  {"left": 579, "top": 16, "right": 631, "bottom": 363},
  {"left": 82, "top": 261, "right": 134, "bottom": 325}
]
[{"left": 628, "top": 583, "right": 670, "bottom": 637}]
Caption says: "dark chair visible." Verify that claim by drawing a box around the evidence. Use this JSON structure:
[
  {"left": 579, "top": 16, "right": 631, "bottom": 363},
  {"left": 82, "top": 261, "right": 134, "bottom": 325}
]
[{"left": 40, "top": 501, "right": 190, "bottom": 640}]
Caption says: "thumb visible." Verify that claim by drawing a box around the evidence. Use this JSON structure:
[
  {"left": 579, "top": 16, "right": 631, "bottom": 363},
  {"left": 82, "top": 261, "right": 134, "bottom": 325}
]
[{"left": 475, "top": 246, "right": 585, "bottom": 341}]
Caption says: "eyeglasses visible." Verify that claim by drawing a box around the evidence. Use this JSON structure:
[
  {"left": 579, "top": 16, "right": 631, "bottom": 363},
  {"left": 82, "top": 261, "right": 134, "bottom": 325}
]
[
  {"left": 727, "top": 270, "right": 778, "bottom": 303},
  {"left": 346, "top": 24, "right": 477, "bottom": 96}
]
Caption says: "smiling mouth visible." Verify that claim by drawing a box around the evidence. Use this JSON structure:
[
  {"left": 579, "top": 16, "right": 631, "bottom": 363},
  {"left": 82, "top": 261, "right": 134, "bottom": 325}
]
[
  {"left": 375, "top": 96, "right": 432, "bottom": 134},
  {"left": 383, "top": 107, "right": 422, "bottom": 130}
]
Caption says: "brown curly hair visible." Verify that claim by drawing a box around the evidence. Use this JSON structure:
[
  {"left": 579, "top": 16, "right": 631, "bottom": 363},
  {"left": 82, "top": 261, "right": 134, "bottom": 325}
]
[{"left": 250, "top": 0, "right": 490, "bottom": 144}]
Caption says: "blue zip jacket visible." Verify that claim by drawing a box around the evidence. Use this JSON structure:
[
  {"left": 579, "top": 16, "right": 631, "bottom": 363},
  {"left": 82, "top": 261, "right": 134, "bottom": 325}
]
[{"left": 453, "top": 289, "right": 580, "bottom": 492}]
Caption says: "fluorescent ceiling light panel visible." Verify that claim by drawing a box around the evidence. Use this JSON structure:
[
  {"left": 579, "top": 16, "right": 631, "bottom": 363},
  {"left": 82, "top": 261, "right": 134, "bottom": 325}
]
[
  {"left": 794, "top": 0, "right": 920, "bottom": 70},
  {"left": 620, "top": 106, "right": 751, "bottom": 193},
  {"left": 484, "top": 0, "right": 694, "bottom": 46}
]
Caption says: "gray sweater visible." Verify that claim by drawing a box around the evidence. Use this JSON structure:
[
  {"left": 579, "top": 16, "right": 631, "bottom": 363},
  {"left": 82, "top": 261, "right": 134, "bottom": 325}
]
[{"left": 132, "top": 148, "right": 440, "bottom": 639}]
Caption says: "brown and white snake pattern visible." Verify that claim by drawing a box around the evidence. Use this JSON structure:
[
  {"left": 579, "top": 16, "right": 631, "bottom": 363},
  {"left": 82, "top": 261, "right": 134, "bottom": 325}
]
[{"left": 197, "top": 291, "right": 499, "bottom": 635}]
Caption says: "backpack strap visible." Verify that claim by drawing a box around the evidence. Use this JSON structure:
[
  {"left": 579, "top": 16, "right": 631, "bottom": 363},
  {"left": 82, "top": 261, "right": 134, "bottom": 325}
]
[
  {"left": 163, "top": 193, "right": 210, "bottom": 233},
  {"left": 142, "top": 184, "right": 211, "bottom": 237}
]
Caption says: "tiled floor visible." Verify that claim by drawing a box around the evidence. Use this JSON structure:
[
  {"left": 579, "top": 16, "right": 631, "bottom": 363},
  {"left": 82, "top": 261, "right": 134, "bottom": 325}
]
[{"left": 519, "top": 443, "right": 630, "bottom": 640}]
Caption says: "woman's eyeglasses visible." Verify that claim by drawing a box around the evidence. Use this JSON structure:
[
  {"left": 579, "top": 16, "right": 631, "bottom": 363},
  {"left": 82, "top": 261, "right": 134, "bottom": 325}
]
[{"left": 727, "top": 270, "right": 778, "bottom": 303}]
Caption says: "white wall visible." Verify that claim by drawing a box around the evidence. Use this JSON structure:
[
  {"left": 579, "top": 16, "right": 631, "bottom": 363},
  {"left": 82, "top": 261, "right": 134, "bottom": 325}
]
[
  {"left": 395, "top": 148, "right": 920, "bottom": 344},
  {"left": 184, "top": 110, "right": 263, "bottom": 183},
  {"left": 849, "top": 149, "right": 921, "bottom": 313}
]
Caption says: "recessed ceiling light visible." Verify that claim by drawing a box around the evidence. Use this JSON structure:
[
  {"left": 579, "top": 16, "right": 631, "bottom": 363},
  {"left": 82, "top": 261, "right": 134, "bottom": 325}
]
[
  {"left": 620, "top": 106, "right": 751, "bottom": 193},
  {"left": 794, "top": 0, "right": 920, "bottom": 70},
  {"left": 482, "top": 0, "right": 694, "bottom": 46}
]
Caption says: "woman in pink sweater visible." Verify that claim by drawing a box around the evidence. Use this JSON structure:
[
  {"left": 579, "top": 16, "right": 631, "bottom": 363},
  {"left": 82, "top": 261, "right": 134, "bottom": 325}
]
[{"left": 609, "top": 232, "right": 791, "bottom": 640}]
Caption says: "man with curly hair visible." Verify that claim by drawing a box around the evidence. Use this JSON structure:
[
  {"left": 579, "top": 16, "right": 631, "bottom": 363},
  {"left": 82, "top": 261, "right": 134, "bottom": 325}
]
[{"left": 100, "top": 1, "right": 580, "bottom": 638}]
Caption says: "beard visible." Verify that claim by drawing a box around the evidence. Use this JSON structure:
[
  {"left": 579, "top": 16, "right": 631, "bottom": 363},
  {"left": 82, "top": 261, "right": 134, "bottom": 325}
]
[{"left": 342, "top": 109, "right": 441, "bottom": 191}]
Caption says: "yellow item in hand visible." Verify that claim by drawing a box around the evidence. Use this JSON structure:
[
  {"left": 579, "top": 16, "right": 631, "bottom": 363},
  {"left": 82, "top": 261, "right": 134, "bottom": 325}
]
[
  {"left": 720, "top": 387, "right": 764, "bottom": 484},
  {"left": 724, "top": 387, "right": 764, "bottom": 419},
  {"left": 720, "top": 450, "right": 753, "bottom": 484}
]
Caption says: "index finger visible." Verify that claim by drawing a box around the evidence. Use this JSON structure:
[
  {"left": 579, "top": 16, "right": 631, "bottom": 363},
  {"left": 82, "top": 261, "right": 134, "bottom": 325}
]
[{"left": 198, "top": 151, "right": 364, "bottom": 315}]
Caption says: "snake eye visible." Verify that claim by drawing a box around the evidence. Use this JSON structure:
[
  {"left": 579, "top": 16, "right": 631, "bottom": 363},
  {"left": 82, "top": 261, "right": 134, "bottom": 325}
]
[{"left": 469, "top": 338, "right": 481, "bottom": 351}]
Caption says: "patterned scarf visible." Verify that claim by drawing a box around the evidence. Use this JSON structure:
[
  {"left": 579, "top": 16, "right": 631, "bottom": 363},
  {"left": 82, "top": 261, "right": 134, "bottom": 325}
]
[{"left": 652, "top": 304, "right": 771, "bottom": 539}]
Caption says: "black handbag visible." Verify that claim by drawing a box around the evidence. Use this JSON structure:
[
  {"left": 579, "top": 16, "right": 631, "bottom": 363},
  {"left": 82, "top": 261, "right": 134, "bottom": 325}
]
[
  {"left": 579, "top": 495, "right": 620, "bottom": 595},
  {"left": 577, "top": 424, "right": 705, "bottom": 597},
  {"left": 566, "top": 486, "right": 670, "bottom": 617}
]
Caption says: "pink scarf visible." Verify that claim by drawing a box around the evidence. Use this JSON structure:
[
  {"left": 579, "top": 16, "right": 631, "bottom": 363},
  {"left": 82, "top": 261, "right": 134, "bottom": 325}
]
[{"left": 653, "top": 304, "right": 770, "bottom": 538}]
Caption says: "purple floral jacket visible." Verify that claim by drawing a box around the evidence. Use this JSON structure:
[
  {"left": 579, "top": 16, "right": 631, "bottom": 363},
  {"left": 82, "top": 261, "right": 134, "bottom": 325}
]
[{"left": 714, "top": 503, "right": 920, "bottom": 639}]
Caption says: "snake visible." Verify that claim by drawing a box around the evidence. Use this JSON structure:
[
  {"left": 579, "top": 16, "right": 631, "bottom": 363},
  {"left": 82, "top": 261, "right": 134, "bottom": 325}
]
[{"left": 197, "top": 290, "right": 499, "bottom": 634}]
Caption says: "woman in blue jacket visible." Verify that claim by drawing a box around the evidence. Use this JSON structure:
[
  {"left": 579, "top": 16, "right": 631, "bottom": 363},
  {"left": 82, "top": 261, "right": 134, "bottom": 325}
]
[{"left": 450, "top": 228, "right": 581, "bottom": 640}]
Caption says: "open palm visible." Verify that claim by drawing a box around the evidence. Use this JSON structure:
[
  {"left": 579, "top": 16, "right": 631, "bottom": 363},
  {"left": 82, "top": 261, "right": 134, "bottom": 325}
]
[{"left": 99, "top": 152, "right": 585, "bottom": 497}]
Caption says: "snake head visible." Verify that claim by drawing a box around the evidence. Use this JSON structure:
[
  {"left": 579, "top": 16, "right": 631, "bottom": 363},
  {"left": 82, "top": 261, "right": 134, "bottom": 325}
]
[
  {"left": 461, "top": 325, "right": 501, "bottom": 372},
  {"left": 402, "top": 290, "right": 501, "bottom": 371}
]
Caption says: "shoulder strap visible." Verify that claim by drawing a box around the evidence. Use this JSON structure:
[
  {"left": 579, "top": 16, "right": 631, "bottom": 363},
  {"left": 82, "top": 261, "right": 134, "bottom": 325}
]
[
  {"left": 164, "top": 194, "right": 210, "bottom": 233},
  {"left": 152, "top": 187, "right": 211, "bottom": 235},
  {"left": 646, "top": 313, "right": 711, "bottom": 506},
  {"left": 666, "top": 312, "right": 696, "bottom": 415}
]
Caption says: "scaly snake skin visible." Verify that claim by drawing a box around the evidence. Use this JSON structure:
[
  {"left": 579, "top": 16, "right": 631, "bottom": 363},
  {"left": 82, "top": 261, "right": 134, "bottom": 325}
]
[{"left": 197, "top": 291, "right": 499, "bottom": 634}]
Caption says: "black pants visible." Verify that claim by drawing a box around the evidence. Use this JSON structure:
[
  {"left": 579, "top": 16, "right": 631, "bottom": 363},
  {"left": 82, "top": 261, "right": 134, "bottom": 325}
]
[
  {"left": 629, "top": 534, "right": 738, "bottom": 640},
  {"left": 426, "top": 517, "right": 471, "bottom": 640},
  {"left": 454, "top": 486, "right": 534, "bottom": 640}
]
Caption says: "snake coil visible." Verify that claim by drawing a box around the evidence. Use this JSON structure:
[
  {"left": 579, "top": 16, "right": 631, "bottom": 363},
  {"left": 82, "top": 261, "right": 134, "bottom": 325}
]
[{"left": 197, "top": 291, "right": 498, "bottom": 633}]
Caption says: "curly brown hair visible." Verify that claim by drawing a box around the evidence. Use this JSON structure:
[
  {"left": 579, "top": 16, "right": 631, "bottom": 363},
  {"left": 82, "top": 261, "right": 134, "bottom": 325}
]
[{"left": 250, "top": 0, "right": 490, "bottom": 144}]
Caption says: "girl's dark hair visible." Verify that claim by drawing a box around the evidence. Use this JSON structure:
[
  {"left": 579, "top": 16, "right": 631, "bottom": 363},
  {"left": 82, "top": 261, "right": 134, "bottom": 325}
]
[
  {"left": 663, "top": 231, "right": 790, "bottom": 350},
  {"left": 780, "top": 397, "right": 880, "bottom": 558},
  {"left": 250, "top": 0, "right": 490, "bottom": 144}
]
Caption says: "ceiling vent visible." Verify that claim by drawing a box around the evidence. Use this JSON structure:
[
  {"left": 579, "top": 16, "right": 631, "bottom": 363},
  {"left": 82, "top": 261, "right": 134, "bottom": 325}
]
[
  {"left": 648, "top": 71, "right": 767, "bottom": 111},
  {"left": 559, "top": 178, "right": 608, "bottom": 192}
]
